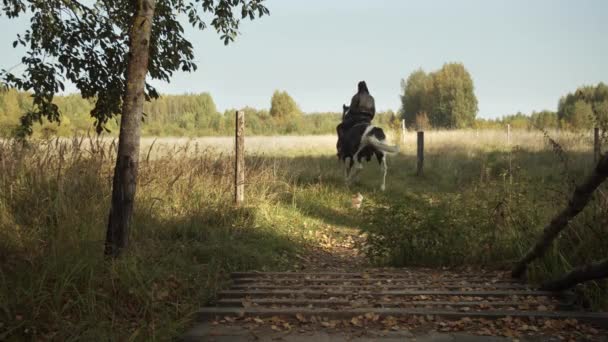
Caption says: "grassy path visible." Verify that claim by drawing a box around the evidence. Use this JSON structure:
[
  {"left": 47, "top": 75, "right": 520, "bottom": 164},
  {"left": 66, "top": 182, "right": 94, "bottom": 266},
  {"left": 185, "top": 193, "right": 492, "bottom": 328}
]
[{"left": 183, "top": 222, "right": 608, "bottom": 341}]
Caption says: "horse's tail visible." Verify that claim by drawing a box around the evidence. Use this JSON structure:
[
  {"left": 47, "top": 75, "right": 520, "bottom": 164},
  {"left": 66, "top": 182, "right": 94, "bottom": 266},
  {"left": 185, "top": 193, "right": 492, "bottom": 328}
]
[{"left": 368, "top": 136, "right": 399, "bottom": 154}]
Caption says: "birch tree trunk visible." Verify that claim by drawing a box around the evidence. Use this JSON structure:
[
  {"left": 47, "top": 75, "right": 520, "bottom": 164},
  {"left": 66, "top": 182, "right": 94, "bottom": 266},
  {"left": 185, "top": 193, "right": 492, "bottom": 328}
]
[{"left": 104, "top": 0, "right": 156, "bottom": 258}]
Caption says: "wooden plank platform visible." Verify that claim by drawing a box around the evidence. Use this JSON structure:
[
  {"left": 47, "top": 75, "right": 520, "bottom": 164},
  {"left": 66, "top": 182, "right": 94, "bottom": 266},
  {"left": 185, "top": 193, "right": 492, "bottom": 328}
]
[
  {"left": 216, "top": 298, "right": 557, "bottom": 308},
  {"left": 196, "top": 271, "right": 608, "bottom": 328},
  {"left": 197, "top": 306, "right": 608, "bottom": 327},
  {"left": 229, "top": 283, "right": 532, "bottom": 290},
  {"left": 232, "top": 277, "right": 527, "bottom": 286},
  {"left": 230, "top": 272, "right": 514, "bottom": 282},
  {"left": 218, "top": 289, "right": 556, "bottom": 298}
]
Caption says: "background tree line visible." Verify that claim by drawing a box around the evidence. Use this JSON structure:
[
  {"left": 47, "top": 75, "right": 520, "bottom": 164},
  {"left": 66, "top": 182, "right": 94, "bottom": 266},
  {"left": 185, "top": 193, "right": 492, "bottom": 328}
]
[
  {"left": 0, "top": 88, "right": 400, "bottom": 137},
  {"left": 2, "top": 78, "right": 606, "bottom": 137},
  {"left": 475, "top": 110, "right": 559, "bottom": 130},
  {"left": 474, "top": 82, "right": 608, "bottom": 131},
  {"left": 400, "top": 63, "right": 607, "bottom": 131}
]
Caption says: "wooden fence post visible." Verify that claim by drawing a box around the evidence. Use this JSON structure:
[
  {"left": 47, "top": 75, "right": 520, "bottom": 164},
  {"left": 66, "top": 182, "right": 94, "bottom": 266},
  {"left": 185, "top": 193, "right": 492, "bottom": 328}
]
[
  {"left": 594, "top": 127, "right": 601, "bottom": 163},
  {"left": 401, "top": 119, "right": 406, "bottom": 144},
  {"left": 235, "top": 110, "right": 245, "bottom": 205},
  {"left": 417, "top": 131, "right": 424, "bottom": 176},
  {"left": 507, "top": 124, "right": 511, "bottom": 145}
]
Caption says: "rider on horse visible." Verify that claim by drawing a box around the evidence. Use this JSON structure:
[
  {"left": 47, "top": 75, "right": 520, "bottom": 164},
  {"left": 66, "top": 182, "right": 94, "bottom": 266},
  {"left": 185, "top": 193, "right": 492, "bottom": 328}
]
[{"left": 337, "top": 81, "right": 376, "bottom": 156}]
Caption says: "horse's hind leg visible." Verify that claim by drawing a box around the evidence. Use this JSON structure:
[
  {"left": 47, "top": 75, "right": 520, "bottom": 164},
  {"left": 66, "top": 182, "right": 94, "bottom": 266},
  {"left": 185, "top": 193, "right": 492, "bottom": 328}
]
[
  {"left": 352, "top": 145, "right": 365, "bottom": 170},
  {"left": 349, "top": 163, "right": 363, "bottom": 183}
]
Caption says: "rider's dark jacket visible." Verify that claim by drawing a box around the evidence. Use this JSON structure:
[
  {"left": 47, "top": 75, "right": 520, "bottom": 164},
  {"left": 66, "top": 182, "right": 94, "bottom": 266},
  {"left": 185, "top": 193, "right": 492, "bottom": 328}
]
[{"left": 348, "top": 92, "right": 375, "bottom": 121}]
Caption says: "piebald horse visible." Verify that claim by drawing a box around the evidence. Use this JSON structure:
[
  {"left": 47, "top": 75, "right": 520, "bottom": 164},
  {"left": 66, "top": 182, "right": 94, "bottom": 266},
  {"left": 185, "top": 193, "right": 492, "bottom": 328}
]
[{"left": 337, "top": 105, "right": 399, "bottom": 191}]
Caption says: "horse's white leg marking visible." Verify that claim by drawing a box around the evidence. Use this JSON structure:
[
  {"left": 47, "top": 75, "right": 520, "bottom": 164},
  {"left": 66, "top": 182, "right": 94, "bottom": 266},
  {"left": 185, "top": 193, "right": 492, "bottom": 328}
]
[
  {"left": 352, "top": 144, "right": 365, "bottom": 170},
  {"left": 381, "top": 154, "right": 387, "bottom": 191}
]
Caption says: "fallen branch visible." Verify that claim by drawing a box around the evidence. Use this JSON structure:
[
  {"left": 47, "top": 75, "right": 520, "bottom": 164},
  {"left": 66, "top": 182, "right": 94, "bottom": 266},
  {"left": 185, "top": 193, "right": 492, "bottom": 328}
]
[
  {"left": 541, "top": 258, "right": 608, "bottom": 291},
  {"left": 511, "top": 154, "right": 608, "bottom": 278}
]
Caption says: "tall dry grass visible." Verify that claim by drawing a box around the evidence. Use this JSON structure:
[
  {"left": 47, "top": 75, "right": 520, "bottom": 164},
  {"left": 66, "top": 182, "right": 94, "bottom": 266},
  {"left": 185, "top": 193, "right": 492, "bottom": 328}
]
[
  {"left": 0, "top": 136, "right": 311, "bottom": 341},
  {"left": 394, "top": 129, "right": 596, "bottom": 154}
]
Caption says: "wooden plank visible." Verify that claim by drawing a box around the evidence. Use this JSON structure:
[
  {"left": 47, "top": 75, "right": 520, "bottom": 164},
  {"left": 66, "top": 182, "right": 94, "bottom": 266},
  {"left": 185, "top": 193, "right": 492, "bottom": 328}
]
[
  {"left": 229, "top": 283, "right": 532, "bottom": 290},
  {"left": 216, "top": 298, "right": 554, "bottom": 308},
  {"left": 232, "top": 277, "right": 516, "bottom": 285},
  {"left": 230, "top": 272, "right": 511, "bottom": 281},
  {"left": 218, "top": 289, "right": 556, "bottom": 299},
  {"left": 196, "top": 307, "right": 608, "bottom": 327}
]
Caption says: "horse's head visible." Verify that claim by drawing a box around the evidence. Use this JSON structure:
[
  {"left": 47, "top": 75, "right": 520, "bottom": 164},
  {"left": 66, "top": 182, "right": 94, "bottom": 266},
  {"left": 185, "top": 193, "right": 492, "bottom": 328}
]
[{"left": 342, "top": 104, "right": 350, "bottom": 121}]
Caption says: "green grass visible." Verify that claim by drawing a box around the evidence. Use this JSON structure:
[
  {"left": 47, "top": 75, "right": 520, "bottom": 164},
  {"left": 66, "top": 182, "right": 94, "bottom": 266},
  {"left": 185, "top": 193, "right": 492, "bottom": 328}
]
[{"left": 1, "top": 131, "right": 607, "bottom": 340}]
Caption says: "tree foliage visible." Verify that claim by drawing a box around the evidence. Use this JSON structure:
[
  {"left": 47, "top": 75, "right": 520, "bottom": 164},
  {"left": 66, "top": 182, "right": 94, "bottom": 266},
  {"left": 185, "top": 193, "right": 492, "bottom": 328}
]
[
  {"left": 400, "top": 69, "right": 432, "bottom": 128},
  {"left": 474, "top": 110, "right": 559, "bottom": 130},
  {"left": 558, "top": 83, "right": 608, "bottom": 130},
  {"left": 400, "top": 63, "right": 478, "bottom": 129},
  {"left": 0, "top": 0, "right": 270, "bottom": 136},
  {"left": 269, "top": 90, "right": 302, "bottom": 133},
  {"left": 270, "top": 90, "right": 300, "bottom": 118},
  {"left": 2, "top": 90, "right": 401, "bottom": 136}
]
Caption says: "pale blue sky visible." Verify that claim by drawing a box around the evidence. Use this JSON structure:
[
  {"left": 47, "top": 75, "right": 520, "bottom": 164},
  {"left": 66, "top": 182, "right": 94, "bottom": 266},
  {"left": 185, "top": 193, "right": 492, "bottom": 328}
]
[{"left": 1, "top": 0, "right": 607, "bottom": 118}]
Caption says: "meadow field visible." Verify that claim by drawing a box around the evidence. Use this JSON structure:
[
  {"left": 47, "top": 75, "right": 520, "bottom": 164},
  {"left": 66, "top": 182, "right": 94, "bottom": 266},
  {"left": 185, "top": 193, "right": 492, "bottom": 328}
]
[{"left": 1, "top": 129, "right": 607, "bottom": 340}]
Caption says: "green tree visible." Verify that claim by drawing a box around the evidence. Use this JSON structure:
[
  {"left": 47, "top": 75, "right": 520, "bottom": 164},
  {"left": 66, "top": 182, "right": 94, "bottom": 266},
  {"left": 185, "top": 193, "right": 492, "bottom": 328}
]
[
  {"left": 1, "top": 0, "right": 269, "bottom": 257},
  {"left": 400, "top": 69, "right": 432, "bottom": 128},
  {"left": 571, "top": 100, "right": 594, "bottom": 129},
  {"left": 400, "top": 63, "right": 478, "bottom": 129},
  {"left": 430, "top": 63, "right": 478, "bottom": 128},
  {"left": 193, "top": 93, "right": 219, "bottom": 129},
  {"left": 558, "top": 83, "right": 608, "bottom": 130},
  {"left": 595, "top": 100, "right": 608, "bottom": 130},
  {"left": 415, "top": 112, "right": 430, "bottom": 131},
  {"left": 270, "top": 90, "right": 301, "bottom": 133},
  {"left": 530, "top": 110, "right": 558, "bottom": 130},
  {"left": 0, "top": 89, "right": 21, "bottom": 136},
  {"left": 270, "top": 90, "right": 300, "bottom": 119},
  {"left": 501, "top": 112, "right": 531, "bottom": 130}
]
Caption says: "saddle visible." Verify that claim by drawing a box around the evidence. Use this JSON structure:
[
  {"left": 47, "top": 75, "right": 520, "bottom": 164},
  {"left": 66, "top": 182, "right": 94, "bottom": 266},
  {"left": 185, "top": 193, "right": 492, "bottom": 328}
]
[{"left": 337, "top": 116, "right": 371, "bottom": 158}]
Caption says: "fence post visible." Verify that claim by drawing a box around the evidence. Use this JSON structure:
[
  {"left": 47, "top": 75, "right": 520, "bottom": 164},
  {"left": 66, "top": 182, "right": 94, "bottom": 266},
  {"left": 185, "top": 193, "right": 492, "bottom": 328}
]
[
  {"left": 507, "top": 124, "right": 511, "bottom": 145},
  {"left": 417, "top": 131, "right": 424, "bottom": 176},
  {"left": 401, "top": 119, "right": 406, "bottom": 144},
  {"left": 594, "top": 127, "right": 601, "bottom": 164},
  {"left": 235, "top": 110, "right": 245, "bottom": 205}
]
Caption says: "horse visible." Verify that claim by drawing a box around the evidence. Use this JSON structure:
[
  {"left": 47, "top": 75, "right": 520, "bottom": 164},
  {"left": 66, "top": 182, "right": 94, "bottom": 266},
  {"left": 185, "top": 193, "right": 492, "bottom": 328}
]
[{"left": 336, "top": 105, "right": 399, "bottom": 191}]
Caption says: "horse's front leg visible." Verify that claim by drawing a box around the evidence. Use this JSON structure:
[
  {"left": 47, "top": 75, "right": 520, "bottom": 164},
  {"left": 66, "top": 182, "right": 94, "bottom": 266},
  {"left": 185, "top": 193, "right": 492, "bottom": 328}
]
[
  {"left": 344, "top": 157, "right": 351, "bottom": 184},
  {"left": 380, "top": 154, "right": 387, "bottom": 191},
  {"left": 348, "top": 156, "right": 364, "bottom": 183}
]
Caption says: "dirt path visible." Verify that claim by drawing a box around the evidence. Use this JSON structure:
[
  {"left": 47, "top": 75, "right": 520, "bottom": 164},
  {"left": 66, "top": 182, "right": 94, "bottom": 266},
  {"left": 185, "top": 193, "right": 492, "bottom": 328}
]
[
  {"left": 182, "top": 227, "right": 608, "bottom": 342},
  {"left": 292, "top": 226, "right": 368, "bottom": 272}
]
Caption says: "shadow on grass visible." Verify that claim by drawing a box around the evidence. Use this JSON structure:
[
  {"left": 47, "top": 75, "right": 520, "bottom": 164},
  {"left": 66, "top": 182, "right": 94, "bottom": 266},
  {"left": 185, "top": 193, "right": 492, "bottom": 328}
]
[
  {"left": 265, "top": 148, "right": 601, "bottom": 271},
  {"left": 1, "top": 188, "right": 301, "bottom": 341}
]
